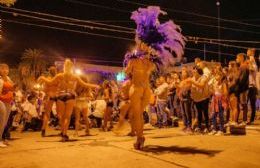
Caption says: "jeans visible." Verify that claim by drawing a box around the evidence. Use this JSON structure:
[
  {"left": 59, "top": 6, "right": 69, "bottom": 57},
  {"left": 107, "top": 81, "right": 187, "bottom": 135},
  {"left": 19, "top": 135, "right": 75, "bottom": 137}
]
[
  {"left": 156, "top": 101, "right": 168, "bottom": 127},
  {"left": 2, "top": 111, "right": 17, "bottom": 140},
  {"left": 248, "top": 86, "right": 257, "bottom": 122},
  {"left": 181, "top": 100, "right": 192, "bottom": 128},
  {"left": 167, "top": 94, "right": 174, "bottom": 117},
  {"left": 212, "top": 101, "right": 224, "bottom": 132},
  {"left": 195, "top": 99, "right": 209, "bottom": 130},
  {"left": 0, "top": 101, "right": 11, "bottom": 141}
]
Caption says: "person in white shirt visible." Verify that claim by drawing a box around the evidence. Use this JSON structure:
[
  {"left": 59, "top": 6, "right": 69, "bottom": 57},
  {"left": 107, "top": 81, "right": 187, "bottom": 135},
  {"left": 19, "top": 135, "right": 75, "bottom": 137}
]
[
  {"left": 88, "top": 94, "right": 106, "bottom": 128},
  {"left": 247, "top": 48, "right": 258, "bottom": 124},
  {"left": 154, "top": 76, "right": 169, "bottom": 127},
  {"left": 188, "top": 66, "right": 211, "bottom": 133},
  {"left": 22, "top": 95, "right": 41, "bottom": 131}
]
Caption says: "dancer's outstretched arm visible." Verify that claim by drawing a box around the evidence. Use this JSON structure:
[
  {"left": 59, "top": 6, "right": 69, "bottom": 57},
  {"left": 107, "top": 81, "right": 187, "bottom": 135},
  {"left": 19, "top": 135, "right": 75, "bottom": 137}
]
[
  {"left": 77, "top": 76, "right": 100, "bottom": 90},
  {"left": 37, "top": 74, "right": 62, "bottom": 85}
]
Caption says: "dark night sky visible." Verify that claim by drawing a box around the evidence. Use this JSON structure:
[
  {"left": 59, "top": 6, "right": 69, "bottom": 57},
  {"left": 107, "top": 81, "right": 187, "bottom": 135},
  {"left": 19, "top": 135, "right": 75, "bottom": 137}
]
[{"left": 0, "top": 0, "right": 260, "bottom": 67}]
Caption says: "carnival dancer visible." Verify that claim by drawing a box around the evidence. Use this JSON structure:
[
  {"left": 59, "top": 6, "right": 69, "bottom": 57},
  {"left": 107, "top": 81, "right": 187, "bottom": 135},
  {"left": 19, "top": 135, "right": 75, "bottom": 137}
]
[
  {"left": 38, "top": 59, "right": 99, "bottom": 142},
  {"left": 113, "top": 79, "right": 135, "bottom": 136},
  {"left": 102, "top": 80, "right": 114, "bottom": 131},
  {"left": 41, "top": 66, "right": 59, "bottom": 137},
  {"left": 123, "top": 6, "right": 185, "bottom": 150},
  {"left": 74, "top": 76, "right": 93, "bottom": 136},
  {"left": 0, "top": 64, "right": 14, "bottom": 147}
]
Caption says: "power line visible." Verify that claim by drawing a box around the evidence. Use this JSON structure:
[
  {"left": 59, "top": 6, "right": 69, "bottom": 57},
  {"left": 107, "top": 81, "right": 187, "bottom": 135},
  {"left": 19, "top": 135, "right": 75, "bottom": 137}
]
[
  {"left": 3, "top": 18, "right": 240, "bottom": 57},
  {"left": 3, "top": 19, "right": 134, "bottom": 41},
  {"left": 185, "top": 47, "right": 236, "bottom": 56},
  {"left": 0, "top": 5, "right": 134, "bottom": 31},
  {"left": 182, "top": 20, "right": 260, "bottom": 35},
  {"left": 187, "top": 39, "right": 260, "bottom": 50},
  {"left": 65, "top": 0, "right": 260, "bottom": 35},
  {"left": 187, "top": 36, "right": 260, "bottom": 44},
  {"left": 65, "top": 0, "right": 130, "bottom": 13},
  {"left": 0, "top": 9, "right": 135, "bottom": 34},
  {"left": 2, "top": 5, "right": 260, "bottom": 44},
  {"left": 3, "top": 9, "right": 258, "bottom": 50},
  {"left": 117, "top": 0, "right": 260, "bottom": 28}
]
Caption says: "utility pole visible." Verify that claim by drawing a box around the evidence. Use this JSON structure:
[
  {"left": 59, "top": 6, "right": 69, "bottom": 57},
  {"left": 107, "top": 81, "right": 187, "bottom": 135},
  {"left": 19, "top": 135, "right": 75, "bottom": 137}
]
[
  {"left": 204, "top": 43, "right": 206, "bottom": 60},
  {"left": 216, "top": 1, "right": 221, "bottom": 62}
]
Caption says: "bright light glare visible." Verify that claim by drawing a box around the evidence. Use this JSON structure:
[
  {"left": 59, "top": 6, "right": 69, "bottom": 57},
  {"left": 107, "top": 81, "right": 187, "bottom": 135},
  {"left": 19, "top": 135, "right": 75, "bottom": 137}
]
[
  {"left": 75, "top": 69, "right": 82, "bottom": 75},
  {"left": 34, "top": 84, "right": 41, "bottom": 90},
  {"left": 116, "top": 72, "right": 126, "bottom": 81}
]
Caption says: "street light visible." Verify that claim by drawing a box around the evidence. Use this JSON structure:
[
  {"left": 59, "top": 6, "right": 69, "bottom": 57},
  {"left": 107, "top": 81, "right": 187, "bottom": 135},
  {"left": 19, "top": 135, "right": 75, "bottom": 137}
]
[
  {"left": 75, "top": 68, "right": 82, "bottom": 75},
  {"left": 216, "top": 1, "right": 221, "bottom": 62}
]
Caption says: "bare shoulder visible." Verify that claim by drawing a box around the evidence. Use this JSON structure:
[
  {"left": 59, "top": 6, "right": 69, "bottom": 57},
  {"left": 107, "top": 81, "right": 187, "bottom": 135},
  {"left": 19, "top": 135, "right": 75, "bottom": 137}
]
[{"left": 54, "top": 73, "right": 64, "bottom": 80}]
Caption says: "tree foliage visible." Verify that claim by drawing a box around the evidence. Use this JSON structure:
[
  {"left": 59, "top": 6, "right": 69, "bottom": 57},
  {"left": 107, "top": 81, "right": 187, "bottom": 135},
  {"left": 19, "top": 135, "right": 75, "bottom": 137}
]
[
  {"left": 19, "top": 48, "right": 49, "bottom": 91},
  {"left": 0, "top": 0, "right": 16, "bottom": 6}
]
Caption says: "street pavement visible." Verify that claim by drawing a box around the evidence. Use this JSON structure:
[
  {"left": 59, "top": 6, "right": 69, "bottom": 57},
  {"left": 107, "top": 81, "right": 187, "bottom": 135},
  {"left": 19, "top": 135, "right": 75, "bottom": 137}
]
[{"left": 0, "top": 122, "right": 260, "bottom": 168}]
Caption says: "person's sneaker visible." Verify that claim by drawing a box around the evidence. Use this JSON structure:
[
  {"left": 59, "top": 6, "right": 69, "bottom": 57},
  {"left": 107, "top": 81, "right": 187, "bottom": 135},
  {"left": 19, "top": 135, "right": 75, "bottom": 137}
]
[
  {"left": 229, "top": 121, "right": 239, "bottom": 126},
  {"left": 240, "top": 121, "right": 246, "bottom": 126},
  {"left": 215, "top": 131, "right": 224, "bottom": 136},
  {"left": 194, "top": 128, "right": 202, "bottom": 134},
  {"left": 0, "top": 141, "right": 7, "bottom": 148},
  {"left": 208, "top": 130, "right": 217, "bottom": 135},
  {"left": 203, "top": 128, "right": 209, "bottom": 134},
  {"left": 185, "top": 127, "right": 193, "bottom": 134},
  {"left": 182, "top": 127, "right": 187, "bottom": 132},
  {"left": 247, "top": 121, "right": 254, "bottom": 125},
  {"left": 3, "top": 140, "right": 9, "bottom": 145}
]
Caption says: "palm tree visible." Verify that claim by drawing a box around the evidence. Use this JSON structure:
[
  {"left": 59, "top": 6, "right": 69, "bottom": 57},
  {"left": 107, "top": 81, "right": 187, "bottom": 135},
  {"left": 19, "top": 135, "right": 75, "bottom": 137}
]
[
  {"left": 19, "top": 48, "right": 48, "bottom": 91},
  {"left": 0, "top": 0, "right": 16, "bottom": 6}
]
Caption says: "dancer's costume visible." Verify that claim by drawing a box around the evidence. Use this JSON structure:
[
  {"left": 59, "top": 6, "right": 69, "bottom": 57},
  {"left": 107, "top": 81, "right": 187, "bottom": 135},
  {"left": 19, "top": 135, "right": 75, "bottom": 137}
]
[{"left": 124, "top": 6, "right": 185, "bottom": 150}]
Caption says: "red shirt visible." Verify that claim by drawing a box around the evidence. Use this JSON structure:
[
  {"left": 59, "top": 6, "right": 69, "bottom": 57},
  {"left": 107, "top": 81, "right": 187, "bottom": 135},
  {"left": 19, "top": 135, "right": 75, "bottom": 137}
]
[{"left": 0, "top": 78, "right": 14, "bottom": 104}]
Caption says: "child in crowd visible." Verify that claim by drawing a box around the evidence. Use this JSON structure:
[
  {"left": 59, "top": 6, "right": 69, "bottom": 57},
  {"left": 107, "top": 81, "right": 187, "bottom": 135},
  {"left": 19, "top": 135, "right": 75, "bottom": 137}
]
[
  {"left": 209, "top": 72, "right": 228, "bottom": 135},
  {"left": 21, "top": 95, "right": 42, "bottom": 131}
]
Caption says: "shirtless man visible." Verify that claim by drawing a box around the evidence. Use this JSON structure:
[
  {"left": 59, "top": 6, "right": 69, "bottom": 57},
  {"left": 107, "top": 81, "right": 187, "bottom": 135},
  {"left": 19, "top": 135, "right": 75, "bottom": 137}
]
[
  {"left": 38, "top": 59, "right": 100, "bottom": 142},
  {"left": 41, "top": 66, "right": 58, "bottom": 137}
]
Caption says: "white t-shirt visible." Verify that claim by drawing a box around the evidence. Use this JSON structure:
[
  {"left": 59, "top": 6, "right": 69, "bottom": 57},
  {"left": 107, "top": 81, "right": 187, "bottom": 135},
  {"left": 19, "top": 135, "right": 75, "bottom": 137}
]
[
  {"left": 154, "top": 82, "right": 169, "bottom": 102},
  {"left": 22, "top": 101, "right": 38, "bottom": 118},
  {"left": 92, "top": 100, "right": 106, "bottom": 118}
]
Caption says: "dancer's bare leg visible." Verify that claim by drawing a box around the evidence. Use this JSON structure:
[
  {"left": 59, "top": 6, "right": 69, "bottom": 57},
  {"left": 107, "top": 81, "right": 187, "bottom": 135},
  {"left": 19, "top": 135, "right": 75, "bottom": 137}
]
[
  {"left": 114, "top": 101, "right": 130, "bottom": 132},
  {"left": 63, "top": 100, "right": 75, "bottom": 137},
  {"left": 74, "top": 107, "right": 80, "bottom": 136},
  {"left": 128, "top": 110, "right": 135, "bottom": 136},
  {"left": 82, "top": 108, "right": 90, "bottom": 135},
  {"left": 57, "top": 100, "right": 65, "bottom": 135},
  {"left": 130, "top": 86, "right": 145, "bottom": 149},
  {"left": 41, "top": 100, "right": 54, "bottom": 137},
  {"left": 103, "top": 106, "right": 113, "bottom": 131}
]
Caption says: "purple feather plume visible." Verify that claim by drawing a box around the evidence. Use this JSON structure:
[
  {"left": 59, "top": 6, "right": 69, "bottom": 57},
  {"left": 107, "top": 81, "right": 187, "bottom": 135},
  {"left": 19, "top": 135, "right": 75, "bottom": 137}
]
[{"left": 127, "top": 6, "right": 186, "bottom": 65}]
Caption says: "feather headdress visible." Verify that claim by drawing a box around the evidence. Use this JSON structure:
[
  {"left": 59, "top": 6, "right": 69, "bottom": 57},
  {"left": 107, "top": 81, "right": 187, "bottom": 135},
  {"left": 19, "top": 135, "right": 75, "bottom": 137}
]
[{"left": 124, "top": 6, "right": 186, "bottom": 66}]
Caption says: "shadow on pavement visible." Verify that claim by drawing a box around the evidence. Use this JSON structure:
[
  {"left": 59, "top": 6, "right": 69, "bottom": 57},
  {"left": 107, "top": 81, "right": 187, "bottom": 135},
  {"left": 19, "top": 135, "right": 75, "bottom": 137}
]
[
  {"left": 142, "top": 145, "right": 222, "bottom": 157},
  {"left": 79, "top": 134, "right": 98, "bottom": 137},
  {"left": 8, "top": 137, "right": 22, "bottom": 141},
  {"left": 44, "top": 134, "right": 61, "bottom": 137}
]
